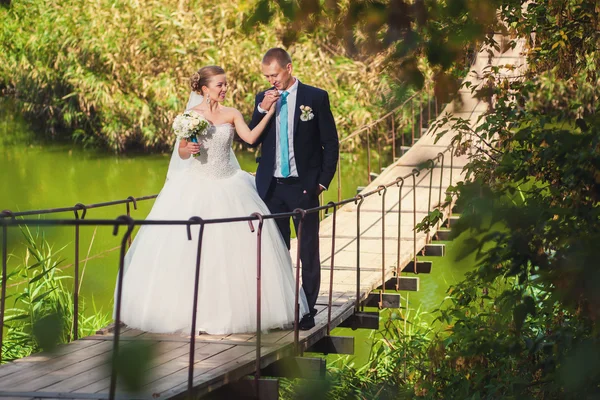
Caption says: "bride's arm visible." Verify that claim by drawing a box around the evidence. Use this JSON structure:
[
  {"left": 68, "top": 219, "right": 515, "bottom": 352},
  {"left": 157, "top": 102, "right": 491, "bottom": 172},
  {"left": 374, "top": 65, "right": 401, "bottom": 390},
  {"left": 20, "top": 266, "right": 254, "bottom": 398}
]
[{"left": 232, "top": 106, "right": 275, "bottom": 145}]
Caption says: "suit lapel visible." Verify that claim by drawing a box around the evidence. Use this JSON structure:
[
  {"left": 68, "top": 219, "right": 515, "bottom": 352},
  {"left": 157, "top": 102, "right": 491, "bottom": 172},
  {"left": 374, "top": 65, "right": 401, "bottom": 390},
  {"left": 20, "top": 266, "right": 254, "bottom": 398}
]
[{"left": 293, "top": 82, "right": 306, "bottom": 138}]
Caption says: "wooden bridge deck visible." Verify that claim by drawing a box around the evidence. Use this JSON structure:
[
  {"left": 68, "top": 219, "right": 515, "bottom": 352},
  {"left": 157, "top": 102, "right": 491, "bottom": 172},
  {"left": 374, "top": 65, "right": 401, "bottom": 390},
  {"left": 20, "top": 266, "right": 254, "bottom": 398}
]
[{"left": 0, "top": 35, "right": 526, "bottom": 399}]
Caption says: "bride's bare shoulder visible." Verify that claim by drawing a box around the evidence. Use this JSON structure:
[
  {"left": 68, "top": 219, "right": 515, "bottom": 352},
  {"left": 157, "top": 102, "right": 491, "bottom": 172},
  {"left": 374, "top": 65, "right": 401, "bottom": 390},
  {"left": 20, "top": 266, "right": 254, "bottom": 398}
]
[
  {"left": 188, "top": 106, "right": 207, "bottom": 115},
  {"left": 221, "top": 106, "right": 243, "bottom": 119},
  {"left": 221, "top": 106, "right": 240, "bottom": 114}
]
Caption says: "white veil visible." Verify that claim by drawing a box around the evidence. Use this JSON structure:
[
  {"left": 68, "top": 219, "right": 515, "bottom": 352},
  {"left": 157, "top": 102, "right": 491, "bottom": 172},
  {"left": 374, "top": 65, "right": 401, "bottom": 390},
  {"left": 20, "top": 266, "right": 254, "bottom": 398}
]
[{"left": 165, "top": 91, "right": 241, "bottom": 181}]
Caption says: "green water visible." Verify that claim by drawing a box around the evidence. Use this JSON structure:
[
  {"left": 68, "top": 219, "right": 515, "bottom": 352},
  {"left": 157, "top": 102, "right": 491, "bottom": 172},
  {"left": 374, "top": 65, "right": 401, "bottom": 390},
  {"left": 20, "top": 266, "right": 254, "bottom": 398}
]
[{"left": 0, "top": 105, "right": 476, "bottom": 366}]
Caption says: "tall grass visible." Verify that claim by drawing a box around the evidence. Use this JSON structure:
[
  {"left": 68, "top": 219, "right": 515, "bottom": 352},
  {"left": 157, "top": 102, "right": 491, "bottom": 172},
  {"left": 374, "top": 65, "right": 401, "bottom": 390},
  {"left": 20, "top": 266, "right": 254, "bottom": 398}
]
[
  {"left": 0, "top": 0, "right": 397, "bottom": 152},
  {"left": 2, "top": 224, "right": 111, "bottom": 363},
  {"left": 278, "top": 300, "right": 435, "bottom": 399}
]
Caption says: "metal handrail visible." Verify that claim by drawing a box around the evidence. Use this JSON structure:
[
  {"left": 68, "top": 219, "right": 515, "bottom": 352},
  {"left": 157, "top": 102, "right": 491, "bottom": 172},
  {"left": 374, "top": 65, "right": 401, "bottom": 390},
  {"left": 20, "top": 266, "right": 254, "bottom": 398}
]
[{"left": 335, "top": 88, "right": 436, "bottom": 201}]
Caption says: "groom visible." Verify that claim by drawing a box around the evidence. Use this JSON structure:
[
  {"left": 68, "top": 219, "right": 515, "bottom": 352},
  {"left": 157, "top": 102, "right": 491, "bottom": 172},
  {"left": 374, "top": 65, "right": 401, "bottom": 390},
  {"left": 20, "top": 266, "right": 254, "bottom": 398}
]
[{"left": 249, "top": 48, "right": 339, "bottom": 330}]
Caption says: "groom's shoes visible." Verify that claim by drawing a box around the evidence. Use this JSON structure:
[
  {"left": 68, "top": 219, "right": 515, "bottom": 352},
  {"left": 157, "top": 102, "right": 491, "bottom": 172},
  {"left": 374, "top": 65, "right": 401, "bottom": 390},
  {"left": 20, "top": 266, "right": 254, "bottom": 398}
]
[{"left": 299, "top": 314, "right": 315, "bottom": 330}]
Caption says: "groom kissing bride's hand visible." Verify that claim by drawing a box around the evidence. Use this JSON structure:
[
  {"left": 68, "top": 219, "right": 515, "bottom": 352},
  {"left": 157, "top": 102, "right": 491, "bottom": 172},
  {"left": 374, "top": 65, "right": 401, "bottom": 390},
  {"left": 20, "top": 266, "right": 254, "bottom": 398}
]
[{"left": 248, "top": 48, "right": 339, "bottom": 330}]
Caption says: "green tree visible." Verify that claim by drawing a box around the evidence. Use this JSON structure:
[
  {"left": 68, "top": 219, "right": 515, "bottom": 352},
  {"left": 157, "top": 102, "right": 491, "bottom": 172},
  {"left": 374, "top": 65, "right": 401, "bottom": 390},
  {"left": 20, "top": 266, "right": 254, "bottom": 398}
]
[{"left": 272, "top": 1, "right": 600, "bottom": 398}]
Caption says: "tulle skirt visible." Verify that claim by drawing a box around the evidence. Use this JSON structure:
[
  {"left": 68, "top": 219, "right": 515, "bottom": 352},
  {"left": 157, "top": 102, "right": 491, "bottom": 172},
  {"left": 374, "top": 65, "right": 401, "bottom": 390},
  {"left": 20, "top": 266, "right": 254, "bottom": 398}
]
[{"left": 116, "top": 169, "right": 308, "bottom": 334}]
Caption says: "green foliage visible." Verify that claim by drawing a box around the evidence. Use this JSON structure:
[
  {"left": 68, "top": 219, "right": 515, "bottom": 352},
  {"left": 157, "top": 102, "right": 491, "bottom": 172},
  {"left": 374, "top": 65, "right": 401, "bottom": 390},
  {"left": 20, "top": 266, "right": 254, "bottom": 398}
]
[
  {"left": 2, "top": 224, "right": 111, "bottom": 362},
  {"left": 249, "top": 0, "right": 503, "bottom": 102},
  {"left": 423, "top": 0, "right": 599, "bottom": 397},
  {"left": 0, "top": 0, "right": 395, "bottom": 152},
  {"left": 280, "top": 1, "right": 599, "bottom": 398}
]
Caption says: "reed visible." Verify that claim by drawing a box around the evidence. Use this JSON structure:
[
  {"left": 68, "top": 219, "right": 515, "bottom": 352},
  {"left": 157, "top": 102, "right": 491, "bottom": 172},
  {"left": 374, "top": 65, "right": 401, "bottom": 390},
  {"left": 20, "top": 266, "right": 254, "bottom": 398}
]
[{"left": 0, "top": 0, "right": 399, "bottom": 152}]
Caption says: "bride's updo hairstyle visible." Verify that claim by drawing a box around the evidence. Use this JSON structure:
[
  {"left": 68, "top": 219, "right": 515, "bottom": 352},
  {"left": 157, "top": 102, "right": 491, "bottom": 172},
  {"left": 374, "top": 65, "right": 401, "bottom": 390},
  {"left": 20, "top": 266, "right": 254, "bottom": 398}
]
[{"left": 190, "top": 66, "right": 225, "bottom": 93}]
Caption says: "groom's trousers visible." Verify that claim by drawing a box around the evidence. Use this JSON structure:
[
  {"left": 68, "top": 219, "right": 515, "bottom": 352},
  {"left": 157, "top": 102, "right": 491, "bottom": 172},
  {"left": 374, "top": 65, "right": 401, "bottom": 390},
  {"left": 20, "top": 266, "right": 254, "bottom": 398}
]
[{"left": 263, "top": 178, "right": 321, "bottom": 316}]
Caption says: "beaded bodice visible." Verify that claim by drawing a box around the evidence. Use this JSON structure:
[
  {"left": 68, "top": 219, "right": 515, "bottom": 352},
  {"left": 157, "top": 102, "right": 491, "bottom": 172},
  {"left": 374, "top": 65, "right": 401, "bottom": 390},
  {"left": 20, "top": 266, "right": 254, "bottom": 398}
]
[{"left": 189, "top": 123, "right": 240, "bottom": 180}]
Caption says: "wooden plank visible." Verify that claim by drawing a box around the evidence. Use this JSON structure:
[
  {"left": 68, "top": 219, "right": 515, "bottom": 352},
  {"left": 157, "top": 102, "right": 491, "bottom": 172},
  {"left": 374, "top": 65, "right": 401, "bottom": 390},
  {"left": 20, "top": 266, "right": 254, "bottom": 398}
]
[
  {"left": 214, "top": 377, "right": 279, "bottom": 400},
  {"left": 0, "top": 341, "right": 116, "bottom": 389},
  {"left": 435, "top": 229, "right": 452, "bottom": 241},
  {"left": 75, "top": 342, "right": 211, "bottom": 394},
  {"left": 4, "top": 340, "right": 138, "bottom": 392},
  {"left": 142, "top": 344, "right": 252, "bottom": 396},
  {"left": 0, "top": 339, "right": 102, "bottom": 380},
  {"left": 261, "top": 329, "right": 293, "bottom": 344},
  {"left": 377, "top": 276, "right": 419, "bottom": 291},
  {"left": 401, "top": 261, "right": 432, "bottom": 274},
  {"left": 0, "top": 391, "right": 136, "bottom": 399},
  {"left": 43, "top": 341, "right": 186, "bottom": 393},
  {"left": 445, "top": 215, "right": 460, "bottom": 227},
  {"left": 161, "top": 345, "right": 285, "bottom": 399},
  {"left": 338, "top": 312, "right": 380, "bottom": 330},
  {"left": 82, "top": 334, "right": 265, "bottom": 347},
  {"left": 306, "top": 336, "right": 354, "bottom": 355},
  {"left": 95, "top": 322, "right": 125, "bottom": 335},
  {"left": 362, "top": 293, "right": 401, "bottom": 308},
  {"left": 262, "top": 357, "right": 326, "bottom": 379},
  {"left": 424, "top": 243, "right": 445, "bottom": 256}
]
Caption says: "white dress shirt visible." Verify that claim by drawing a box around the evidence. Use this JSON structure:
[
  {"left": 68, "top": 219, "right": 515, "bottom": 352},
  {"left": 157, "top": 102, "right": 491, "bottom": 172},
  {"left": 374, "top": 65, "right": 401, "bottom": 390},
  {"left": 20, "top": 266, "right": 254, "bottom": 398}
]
[{"left": 258, "top": 78, "right": 299, "bottom": 178}]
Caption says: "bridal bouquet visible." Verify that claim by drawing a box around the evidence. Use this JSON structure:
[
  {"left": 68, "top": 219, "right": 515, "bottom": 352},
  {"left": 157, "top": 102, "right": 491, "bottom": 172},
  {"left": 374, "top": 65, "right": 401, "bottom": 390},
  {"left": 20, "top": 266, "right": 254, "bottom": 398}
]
[{"left": 172, "top": 110, "right": 210, "bottom": 157}]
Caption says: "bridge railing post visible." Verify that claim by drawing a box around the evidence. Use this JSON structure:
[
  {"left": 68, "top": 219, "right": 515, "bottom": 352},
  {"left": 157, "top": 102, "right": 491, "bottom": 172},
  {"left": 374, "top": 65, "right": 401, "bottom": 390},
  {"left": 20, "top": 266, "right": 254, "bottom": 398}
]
[
  {"left": 377, "top": 186, "right": 387, "bottom": 308},
  {"left": 326, "top": 202, "right": 337, "bottom": 336},
  {"left": 248, "top": 213, "right": 264, "bottom": 396},
  {"left": 0, "top": 210, "right": 14, "bottom": 364},
  {"left": 292, "top": 209, "right": 306, "bottom": 355},
  {"left": 72, "top": 203, "right": 87, "bottom": 342},
  {"left": 366, "top": 128, "right": 372, "bottom": 184},
  {"left": 437, "top": 152, "right": 445, "bottom": 233},
  {"left": 448, "top": 145, "right": 455, "bottom": 229},
  {"left": 428, "top": 83, "right": 431, "bottom": 126},
  {"left": 125, "top": 196, "right": 138, "bottom": 248},
  {"left": 337, "top": 150, "right": 342, "bottom": 203},
  {"left": 419, "top": 92, "right": 423, "bottom": 138},
  {"left": 395, "top": 178, "right": 404, "bottom": 291},
  {"left": 411, "top": 169, "right": 420, "bottom": 274},
  {"left": 109, "top": 215, "right": 135, "bottom": 400},
  {"left": 354, "top": 195, "right": 364, "bottom": 313},
  {"left": 425, "top": 159, "right": 436, "bottom": 246},
  {"left": 411, "top": 98, "right": 416, "bottom": 146},
  {"left": 186, "top": 216, "right": 206, "bottom": 397},
  {"left": 391, "top": 114, "right": 396, "bottom": 162}
]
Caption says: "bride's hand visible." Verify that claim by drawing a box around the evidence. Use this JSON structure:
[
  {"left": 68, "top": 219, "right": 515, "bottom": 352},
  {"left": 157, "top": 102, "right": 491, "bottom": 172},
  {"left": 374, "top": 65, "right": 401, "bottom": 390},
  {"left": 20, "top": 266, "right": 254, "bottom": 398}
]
[
  {"left": 180, "top": 139, "right": 200, "bottom": 158},
  {"left": 186, "top": 141, "right": 201, "bottom": 155}
]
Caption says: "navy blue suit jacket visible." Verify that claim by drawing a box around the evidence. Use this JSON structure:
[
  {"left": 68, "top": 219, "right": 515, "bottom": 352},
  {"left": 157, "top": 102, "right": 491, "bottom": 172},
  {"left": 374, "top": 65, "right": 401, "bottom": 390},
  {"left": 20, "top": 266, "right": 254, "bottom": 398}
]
[{"left": 249, "top": 82, "right": 339, "bottom": 199}]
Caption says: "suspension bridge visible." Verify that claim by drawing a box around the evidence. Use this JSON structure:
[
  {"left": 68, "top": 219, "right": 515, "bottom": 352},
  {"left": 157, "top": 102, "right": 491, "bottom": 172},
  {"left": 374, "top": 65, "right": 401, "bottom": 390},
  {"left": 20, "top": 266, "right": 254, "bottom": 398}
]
[{"left": 0, "top": 33, "right": 526, "bottom": 399}]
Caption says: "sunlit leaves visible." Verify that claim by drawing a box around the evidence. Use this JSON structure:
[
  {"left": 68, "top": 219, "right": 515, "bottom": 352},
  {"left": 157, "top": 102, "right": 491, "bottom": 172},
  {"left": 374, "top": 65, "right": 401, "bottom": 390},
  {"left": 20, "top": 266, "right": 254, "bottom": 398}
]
[{"left": 0, "top": 0, "right": 392, "bottom": 151}]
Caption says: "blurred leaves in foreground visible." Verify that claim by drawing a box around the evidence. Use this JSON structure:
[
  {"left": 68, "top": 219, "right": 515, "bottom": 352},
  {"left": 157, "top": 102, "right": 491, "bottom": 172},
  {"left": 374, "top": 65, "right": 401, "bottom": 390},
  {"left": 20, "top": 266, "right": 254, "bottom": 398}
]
[{"left": 277, "top": 0, "right": 600, "bottom": 398}]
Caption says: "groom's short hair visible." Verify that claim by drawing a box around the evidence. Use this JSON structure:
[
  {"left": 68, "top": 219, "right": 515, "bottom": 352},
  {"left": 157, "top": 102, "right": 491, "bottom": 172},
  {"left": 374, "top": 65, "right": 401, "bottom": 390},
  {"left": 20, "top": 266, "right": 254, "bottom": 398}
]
[{"left": 262, "top": 48, "right": 292, "bottom": 68}]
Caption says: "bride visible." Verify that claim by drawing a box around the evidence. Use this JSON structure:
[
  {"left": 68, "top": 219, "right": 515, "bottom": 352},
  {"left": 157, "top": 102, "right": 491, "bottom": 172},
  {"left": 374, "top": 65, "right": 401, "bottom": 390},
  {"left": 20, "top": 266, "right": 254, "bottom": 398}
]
[{"left": 117, "top": 65, "right": 309, "bottom": 335}]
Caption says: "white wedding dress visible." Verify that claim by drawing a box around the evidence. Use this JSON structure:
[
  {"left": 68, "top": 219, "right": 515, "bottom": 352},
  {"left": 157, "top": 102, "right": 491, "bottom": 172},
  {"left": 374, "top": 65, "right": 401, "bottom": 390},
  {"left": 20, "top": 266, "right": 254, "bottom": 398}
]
[{"left": 117, "top": 121, "right": 308, "bottom": 335}]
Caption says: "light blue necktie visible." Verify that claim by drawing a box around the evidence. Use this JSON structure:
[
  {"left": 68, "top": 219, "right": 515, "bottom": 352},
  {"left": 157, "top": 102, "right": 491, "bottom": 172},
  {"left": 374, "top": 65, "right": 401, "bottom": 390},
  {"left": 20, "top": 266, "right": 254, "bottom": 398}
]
[{"left": 279, "top": 91, "right": 290, "bottom": 177}]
